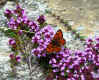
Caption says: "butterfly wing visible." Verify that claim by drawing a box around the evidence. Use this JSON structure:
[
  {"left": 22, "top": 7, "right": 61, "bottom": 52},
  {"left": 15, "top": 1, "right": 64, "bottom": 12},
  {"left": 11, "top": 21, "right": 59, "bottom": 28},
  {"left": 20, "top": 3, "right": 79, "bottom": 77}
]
[
  {"left": 53, "top": 29, "right": 63, "bottom": 40},
  {"left": 46, "top": 42, "right": 54, "bottom": 53},
  {"left": 53, "top": 45, "right": 61, "bottom": 52},
  {"left": 59, "top": 38, "right": 66, "bottom": 46},
  {"left": 46, "top": 43, "right": 61, "bottom": 53},
  {"left": 46, "top": 29, "right": 66, "bottom": 53},
  {"left": 53, "top": 29, "right": 66, "bottom": 45}
]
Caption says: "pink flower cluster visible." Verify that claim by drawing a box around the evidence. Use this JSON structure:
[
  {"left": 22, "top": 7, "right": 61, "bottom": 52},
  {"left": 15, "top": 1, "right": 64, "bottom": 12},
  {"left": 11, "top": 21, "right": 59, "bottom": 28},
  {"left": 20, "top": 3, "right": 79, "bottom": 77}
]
[
  {"left": 5, "top": 5, "right": 39, "bottom": 32},
  {"left": 49, "top": 37, "right": 99, "bottom": 80},
  {"left": 5, "top": 5, "right": 49, "bottom": 60},
  {"left": 32, "top": 25, "right": 55, "bottom": 57}
]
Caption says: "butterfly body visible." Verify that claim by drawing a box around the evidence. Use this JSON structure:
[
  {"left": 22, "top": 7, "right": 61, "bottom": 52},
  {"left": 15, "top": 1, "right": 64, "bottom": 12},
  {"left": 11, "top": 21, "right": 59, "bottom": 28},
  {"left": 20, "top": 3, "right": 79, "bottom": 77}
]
[{"left": 46, "top": 29, "right": 66, "bottom": 53}]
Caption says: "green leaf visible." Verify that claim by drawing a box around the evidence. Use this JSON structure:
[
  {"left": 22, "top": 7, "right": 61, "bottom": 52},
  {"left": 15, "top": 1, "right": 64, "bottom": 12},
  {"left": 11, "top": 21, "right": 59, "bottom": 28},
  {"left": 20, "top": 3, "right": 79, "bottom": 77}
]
[
  {"left": 79, "top": 36, "right": 86, "bottom": 41},
  {"left": 5, "top": 29, "right": 13, "bottom": 33},
  {"left": 72, "top": 29, "right": 77, "bottom": 34},
  {"left": 64, "top": 72, "right": 68, "bottom": 77},
  {"left": 45, "top": 9, "right": 52, "bottom": 14},
  {"left": 11, "top": 47, "right": 16, "bottom": 52},
  {"left": 5, "top": 29, "right": 17, "bottom": 38},
  {"left": 67, "top": 26, "right": 72, "bottom": 31},
  {"left": 10, "top": 33, "right": 17, "bottom": 38},
  {"left": 79, "top": 36, "right": 86, "bottom": 39},
  {"left": 64, "top": 21, "right": 68, "bottom": 26},
  {"left": 33, "top": 43, "right": 39, "bottom": 48}
]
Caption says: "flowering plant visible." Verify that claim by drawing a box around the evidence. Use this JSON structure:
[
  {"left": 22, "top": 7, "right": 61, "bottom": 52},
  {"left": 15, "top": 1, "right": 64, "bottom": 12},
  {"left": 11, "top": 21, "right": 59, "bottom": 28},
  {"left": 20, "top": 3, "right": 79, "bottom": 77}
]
[{"left": 4, "top": 4, "right": 99, "bottom": 80}]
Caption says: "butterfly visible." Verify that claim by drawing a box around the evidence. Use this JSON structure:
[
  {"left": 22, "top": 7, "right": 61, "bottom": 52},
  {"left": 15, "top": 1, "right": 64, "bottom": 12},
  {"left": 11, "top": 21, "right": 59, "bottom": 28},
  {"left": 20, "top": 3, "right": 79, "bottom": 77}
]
[{"left": 46, "top": 29, "right": 66, "bottom": 53}]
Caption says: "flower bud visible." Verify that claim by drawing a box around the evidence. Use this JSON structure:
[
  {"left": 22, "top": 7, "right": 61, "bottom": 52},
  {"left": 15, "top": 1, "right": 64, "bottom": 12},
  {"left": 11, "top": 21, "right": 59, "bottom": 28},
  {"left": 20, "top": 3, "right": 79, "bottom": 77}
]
[
  {"left": 9, "top": 53, "right": 14, "bottom": 59},
  {"left": 37, "top": 15, "right": 45, "bottom": 24},
  {"left": 16, "top": 56, "right": 21, "bottom": 62}
]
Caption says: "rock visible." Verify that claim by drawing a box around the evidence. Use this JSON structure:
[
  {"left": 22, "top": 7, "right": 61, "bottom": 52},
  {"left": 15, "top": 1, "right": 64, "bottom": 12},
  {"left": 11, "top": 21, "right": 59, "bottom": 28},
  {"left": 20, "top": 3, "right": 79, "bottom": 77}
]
[
  {"left": 45, "top": 0, "right": 99, "bottom": 36},
  {"left": 0, "top": 0, "right": 7, "bottom": 8}
]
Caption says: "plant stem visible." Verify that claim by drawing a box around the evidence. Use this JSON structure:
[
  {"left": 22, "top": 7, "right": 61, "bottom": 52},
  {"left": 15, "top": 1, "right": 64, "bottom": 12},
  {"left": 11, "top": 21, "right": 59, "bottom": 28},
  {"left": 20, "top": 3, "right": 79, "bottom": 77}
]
[{"left": 27, "top": 55, "right": 33, "bottom": 80}]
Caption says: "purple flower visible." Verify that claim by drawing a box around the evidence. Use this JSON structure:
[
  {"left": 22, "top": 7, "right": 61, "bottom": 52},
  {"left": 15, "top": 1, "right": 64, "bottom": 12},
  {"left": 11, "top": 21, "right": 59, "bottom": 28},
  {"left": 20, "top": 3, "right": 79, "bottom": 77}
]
[
  {"left": 53, "top": 69, "right": 58, "bottom": 72},
  {"left": 44, "top": 33, "right": 51, "bottom": 38},
  {"left": 56, "top": 55, "right": 60, "bottom": 58},
  {"left": 80, "top": 74, "right": 85, "bottom": 80},
  {"left": 43, "top": 25, "right": 54, "bottom": 32},
  {"left": 49, "top": 46, "right": 98, "bottom": 79},
  {"left": 9, "top": 53, "right": 14, "bottom": 59},
  {"left": 96, "top": 63, "right": 99, "bottom": 66},
  {"left": 37, "top": 15, "right": 45, "bottom": 24},
  {"left": 95, "top": 43, "right": 99, "bottom": 48},
  {"left": 8, "top": 17, "right": 17, "bottom": 30},
  {"left": 52, "top": 58, "right": 57, "bottom": 63},
  {"left": 16, "top": 4, "right": 21, "bottom": 10},
  {"left": 30, "top": 21, "right": 38, "bottom": 28},
  {"left": 16, "top": 17, "right": 22, "bottom": 24},
  {"left": 42, "top": 53, "right": 46, "bottom": 57},
  {"left": 52, "top": 64, "right": 57, "bottom": 68},
  {"left": 85, "top": 48, "right": 92, "bottom": 52},
  {"left": 60, "top": 66, "right": 65, "bottom": 71},
  {"left": 61, "top": 58, "right": 66, "bottom": 62},
  {"left": 31, "top": 25, "right": 55, "bottom": 57},
  {"left": 49, "top": 60, "right": 52, "bottom": 64},
  {"left": 18, "top": 30, "right": 23, "bottom": 35},
  {"left": 32, "top": 36, "right": 40, "bottom": 43},
  {"left": 30, "top": 21, "right": 39, "bottom": 32},
  {"left": 16, "top": 55, "right": 21, "bottom": 62},
  {"left": 37, "top": 54, "right": 41, "bottom": 58},
  {"left": 37, "top": 45, "right": 45, "bottom": 51},
  {"left": 21, "top": 9, "right": 26, "bottom": 17},
  {"left": 28, "top": 21, "right": 34, "bottom": 26},
  {"left": 9, "top": 38, "right": 16, "bottom": 45},
  {"left": 4, "top": 9, "right": 12, "bottom": 18},
  {"left": 68, "top": 65, "right": 73, "bottom": 69},
  {"left": 4, "top": 9, "right": 11, "bottom": 14},
  {"left": 95, "top": 36, "right": 99, "bottom": 42},
  {"left": 79, "top": 58, "right": 86, "bottom": 64},
  {"left": 22, "top": 16, "right": 28, "bottom": 24},
  {"left": 32, "top": 48, "right": 40, "bottom": 56},
  {"left": 86, "top": 38, "right": 93, "bottom": 43},
  {"left": 44, "top": 33, "right": 52, "bottom": 41},
  {"left": 66, "top": 70, "right": 70, "bottom": 73},
  {"left": 13, "top": 5, "right": 25, "bottom": 17},
  {"left": 61, "top": 72, "right": 64, "bottom": 76},
  {"left": 59, "top": 62, "right": 63, "bottom": 66}
]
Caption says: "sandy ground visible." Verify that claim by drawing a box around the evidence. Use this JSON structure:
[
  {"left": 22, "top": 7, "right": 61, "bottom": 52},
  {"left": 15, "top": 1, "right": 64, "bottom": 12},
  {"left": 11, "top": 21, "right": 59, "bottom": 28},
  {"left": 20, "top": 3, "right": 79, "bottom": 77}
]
[{"left": 45, "top": 0, "right": 99, "bottom": 36}]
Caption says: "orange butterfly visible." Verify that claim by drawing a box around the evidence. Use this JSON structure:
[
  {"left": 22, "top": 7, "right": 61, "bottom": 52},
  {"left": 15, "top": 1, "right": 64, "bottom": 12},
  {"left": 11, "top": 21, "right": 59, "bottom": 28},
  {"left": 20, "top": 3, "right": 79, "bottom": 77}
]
[{"left": 46, "top": 29, "right": 66, "bottom": 53}]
